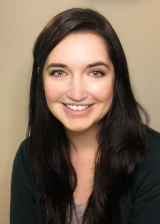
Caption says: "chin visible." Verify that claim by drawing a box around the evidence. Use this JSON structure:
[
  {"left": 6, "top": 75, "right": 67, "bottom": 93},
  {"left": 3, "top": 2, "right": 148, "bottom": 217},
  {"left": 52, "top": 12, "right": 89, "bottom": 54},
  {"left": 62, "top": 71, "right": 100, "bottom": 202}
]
[
  {"left": 65, "top": 126, "right": 88, "bottom": 132},
  {"left": 64, "top": 122, "right": 97, "bottom": 133}
]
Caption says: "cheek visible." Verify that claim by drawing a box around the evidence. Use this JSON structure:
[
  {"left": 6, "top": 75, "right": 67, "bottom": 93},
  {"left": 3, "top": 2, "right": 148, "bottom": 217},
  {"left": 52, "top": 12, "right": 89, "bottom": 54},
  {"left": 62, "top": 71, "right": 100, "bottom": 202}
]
[
  {"left": 44, "top": 82, "right": 62, "bottom": 102},
  {"left": 92, "top": 82, "right": 114, "bottom": 102}
]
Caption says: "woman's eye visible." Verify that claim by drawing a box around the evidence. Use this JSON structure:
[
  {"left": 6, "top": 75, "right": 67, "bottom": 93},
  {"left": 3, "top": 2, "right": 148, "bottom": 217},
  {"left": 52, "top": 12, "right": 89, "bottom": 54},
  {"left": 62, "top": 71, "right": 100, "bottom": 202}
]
[
  {"left": 50, "top": 70, "right": 66, "bottom": 77},
  {"left": 90, "top": 70, "right": 105, "bottom": 78}
]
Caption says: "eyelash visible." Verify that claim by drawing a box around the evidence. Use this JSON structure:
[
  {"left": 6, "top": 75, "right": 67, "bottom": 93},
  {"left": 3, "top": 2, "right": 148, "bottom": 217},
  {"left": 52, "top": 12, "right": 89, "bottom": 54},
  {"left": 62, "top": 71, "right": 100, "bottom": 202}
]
[{"left": 50, "top": 70, "right": 105, "bottom": 78}]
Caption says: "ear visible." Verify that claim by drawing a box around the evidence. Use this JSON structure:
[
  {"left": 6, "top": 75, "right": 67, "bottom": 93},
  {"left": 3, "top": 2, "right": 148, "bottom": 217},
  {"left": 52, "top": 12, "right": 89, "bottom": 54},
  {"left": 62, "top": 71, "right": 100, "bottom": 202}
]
[{"left": 37, "top": 67, "right": 40, "bottom": 74}]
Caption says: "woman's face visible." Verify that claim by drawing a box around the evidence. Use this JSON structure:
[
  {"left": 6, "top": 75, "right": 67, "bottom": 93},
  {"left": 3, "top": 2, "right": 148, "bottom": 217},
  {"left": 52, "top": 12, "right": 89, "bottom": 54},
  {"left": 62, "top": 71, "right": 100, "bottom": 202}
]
[{"left": 43, "top": 33, "right": 115, "bottom": 132}]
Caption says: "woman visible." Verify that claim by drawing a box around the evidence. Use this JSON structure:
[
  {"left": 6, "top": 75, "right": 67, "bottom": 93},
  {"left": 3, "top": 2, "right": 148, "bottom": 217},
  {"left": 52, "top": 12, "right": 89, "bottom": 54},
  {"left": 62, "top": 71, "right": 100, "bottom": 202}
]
[{"left": 10, "top": 8, "right": 160, "bottom": 224}]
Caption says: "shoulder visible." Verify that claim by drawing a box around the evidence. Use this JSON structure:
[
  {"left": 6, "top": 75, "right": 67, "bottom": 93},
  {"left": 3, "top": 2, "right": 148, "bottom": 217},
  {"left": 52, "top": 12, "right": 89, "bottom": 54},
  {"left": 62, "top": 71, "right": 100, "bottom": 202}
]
[
  {"left": 145, "top": 126, "right": 160, "bottom": 154},
  {"left": 132, "top": 126, "right": 160, "bottom": 195},
  {"left": 142, "top": 126, "right": 160, "bottom": 173},
  {"left": 11, "top": 139, "right": 42, "bottom": 224},
  {"left": 13, "top": 138, "right": 30, "bottom": 172},
  {"left": 12, "top": 138, "right": 36, "bottom": 193},
  {"left": 124, "top": 127, "right": 160, "bottom": 223}
]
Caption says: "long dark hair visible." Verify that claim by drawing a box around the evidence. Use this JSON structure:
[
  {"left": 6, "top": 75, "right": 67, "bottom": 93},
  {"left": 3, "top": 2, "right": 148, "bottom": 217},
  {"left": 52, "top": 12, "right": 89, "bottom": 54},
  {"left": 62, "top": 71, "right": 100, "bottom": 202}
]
[{"left": 26, "top": 7, "right": 149, "bottom": 224}]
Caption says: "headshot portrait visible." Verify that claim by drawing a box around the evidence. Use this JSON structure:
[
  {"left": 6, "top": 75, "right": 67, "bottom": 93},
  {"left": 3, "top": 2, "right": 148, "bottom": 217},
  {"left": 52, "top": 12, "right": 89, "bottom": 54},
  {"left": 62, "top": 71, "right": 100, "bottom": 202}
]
[{"left": 0, "top": 1, "right": 160, "bottom": 224}]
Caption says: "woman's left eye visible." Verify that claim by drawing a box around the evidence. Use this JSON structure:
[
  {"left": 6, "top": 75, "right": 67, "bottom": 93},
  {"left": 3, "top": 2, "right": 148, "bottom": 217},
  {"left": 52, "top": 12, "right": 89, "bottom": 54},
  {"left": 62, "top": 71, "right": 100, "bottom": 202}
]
[{"left": 90, "top": 70, "right": 105, "bottom": 78}]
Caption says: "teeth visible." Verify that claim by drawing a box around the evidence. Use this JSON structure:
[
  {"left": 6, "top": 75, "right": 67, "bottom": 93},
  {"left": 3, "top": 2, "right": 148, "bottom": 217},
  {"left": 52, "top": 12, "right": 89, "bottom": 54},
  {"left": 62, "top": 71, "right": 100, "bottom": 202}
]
[{"left": 66, "top": 105, "right": 90, "bottom": 110}]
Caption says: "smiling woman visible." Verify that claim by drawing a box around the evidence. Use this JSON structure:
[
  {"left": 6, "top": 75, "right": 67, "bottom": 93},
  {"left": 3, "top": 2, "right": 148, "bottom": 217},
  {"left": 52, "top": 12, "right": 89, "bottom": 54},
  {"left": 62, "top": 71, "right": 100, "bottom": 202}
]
[
  {"left": 10, "top": 7, "right": 160, "bottom": 224},
  {"left": 42, "top": 33, "right": 115, "bottom": 132}
]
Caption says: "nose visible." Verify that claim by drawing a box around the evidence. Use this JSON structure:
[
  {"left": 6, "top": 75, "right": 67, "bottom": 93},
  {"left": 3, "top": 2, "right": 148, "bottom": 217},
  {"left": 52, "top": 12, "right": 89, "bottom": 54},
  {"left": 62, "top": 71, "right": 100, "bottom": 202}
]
[{"left": 66, "top": 76, "right": 88, "bottom": 101}]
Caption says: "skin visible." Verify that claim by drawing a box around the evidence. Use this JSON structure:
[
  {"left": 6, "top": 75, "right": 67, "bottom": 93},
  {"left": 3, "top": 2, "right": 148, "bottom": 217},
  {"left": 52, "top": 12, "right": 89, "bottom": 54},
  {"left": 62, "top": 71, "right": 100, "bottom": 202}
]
[{"left": 43, "top": 32, "right": 115, "bottom": 204}]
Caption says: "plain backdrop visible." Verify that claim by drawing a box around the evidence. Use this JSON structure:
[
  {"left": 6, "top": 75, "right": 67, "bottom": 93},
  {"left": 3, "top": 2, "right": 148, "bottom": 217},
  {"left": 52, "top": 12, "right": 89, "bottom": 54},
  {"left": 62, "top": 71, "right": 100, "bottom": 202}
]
[{"left": 0, "top": 0, "right": 160, "bottom": 223}]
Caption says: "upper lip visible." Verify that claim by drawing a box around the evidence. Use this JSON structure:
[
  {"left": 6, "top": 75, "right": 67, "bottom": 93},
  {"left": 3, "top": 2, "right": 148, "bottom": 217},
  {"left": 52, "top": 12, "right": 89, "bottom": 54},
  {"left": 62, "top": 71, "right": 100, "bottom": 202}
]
[{"left": 62, "top": 103, "right": 94, "bottom": 106}]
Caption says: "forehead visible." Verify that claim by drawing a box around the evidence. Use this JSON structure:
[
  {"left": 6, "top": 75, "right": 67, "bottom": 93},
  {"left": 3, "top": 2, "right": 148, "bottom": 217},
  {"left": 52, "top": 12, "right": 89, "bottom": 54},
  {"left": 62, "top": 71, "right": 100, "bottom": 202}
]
[{"left": 44, "top": 33, "right": 112, "bottom": 67}]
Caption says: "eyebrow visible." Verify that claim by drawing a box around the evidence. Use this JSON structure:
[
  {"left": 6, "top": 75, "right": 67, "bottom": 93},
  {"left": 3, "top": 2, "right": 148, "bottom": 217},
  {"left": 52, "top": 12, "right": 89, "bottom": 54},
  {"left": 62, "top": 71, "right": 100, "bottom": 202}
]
[{"left": 46, "top": 61, "right": 109, "bottom": 70}]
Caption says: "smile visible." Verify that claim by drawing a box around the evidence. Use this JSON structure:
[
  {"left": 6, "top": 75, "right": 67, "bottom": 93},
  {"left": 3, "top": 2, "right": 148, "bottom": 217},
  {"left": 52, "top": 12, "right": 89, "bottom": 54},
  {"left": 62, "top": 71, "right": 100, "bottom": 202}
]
[
  {"left": 62, "top": 103, "right": 94, "bottom": 116},
  {"left": 65, "top": 104, "right": 92, "bottom": 110}
]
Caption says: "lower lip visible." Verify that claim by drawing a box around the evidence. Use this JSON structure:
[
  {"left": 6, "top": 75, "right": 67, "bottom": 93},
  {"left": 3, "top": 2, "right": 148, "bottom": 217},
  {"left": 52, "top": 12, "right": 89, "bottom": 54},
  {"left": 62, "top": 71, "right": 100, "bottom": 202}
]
[{"left": 62, "top": 104, "right": 94, "bottom": 116}]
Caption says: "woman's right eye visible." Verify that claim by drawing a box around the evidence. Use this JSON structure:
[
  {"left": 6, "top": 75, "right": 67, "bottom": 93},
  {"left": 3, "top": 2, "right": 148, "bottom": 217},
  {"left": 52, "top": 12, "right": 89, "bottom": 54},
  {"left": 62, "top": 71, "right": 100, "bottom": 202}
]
[{"left": 50, "top": 70, "right": 66, "bottom": 77}]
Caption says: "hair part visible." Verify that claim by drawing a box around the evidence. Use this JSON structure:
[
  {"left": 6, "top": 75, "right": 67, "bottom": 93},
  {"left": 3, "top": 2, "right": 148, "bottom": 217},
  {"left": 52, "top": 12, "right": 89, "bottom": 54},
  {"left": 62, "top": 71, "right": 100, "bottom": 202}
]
[{"left": 26, "top": 7, "right": 149, "bottom": 224}]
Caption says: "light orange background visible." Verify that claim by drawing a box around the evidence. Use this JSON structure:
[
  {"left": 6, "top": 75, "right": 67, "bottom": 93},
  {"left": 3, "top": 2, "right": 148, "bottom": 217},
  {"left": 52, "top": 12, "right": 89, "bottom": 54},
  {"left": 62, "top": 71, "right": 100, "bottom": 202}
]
[{"left": 0, "top": 0, "right": 160, "bottom": 223}]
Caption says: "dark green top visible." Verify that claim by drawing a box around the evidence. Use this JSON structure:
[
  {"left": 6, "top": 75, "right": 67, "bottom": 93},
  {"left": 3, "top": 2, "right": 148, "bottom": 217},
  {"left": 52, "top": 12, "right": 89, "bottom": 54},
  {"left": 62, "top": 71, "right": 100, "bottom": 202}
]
[{"left": 10, "top": 127, "right": 160, "bottom": 224}]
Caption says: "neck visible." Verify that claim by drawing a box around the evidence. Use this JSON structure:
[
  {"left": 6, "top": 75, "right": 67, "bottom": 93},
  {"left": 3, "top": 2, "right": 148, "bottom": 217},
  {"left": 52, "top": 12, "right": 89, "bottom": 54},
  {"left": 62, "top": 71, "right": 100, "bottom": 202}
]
[{"left": 64, "top": 123, "right": 99, "bottom": 155}]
